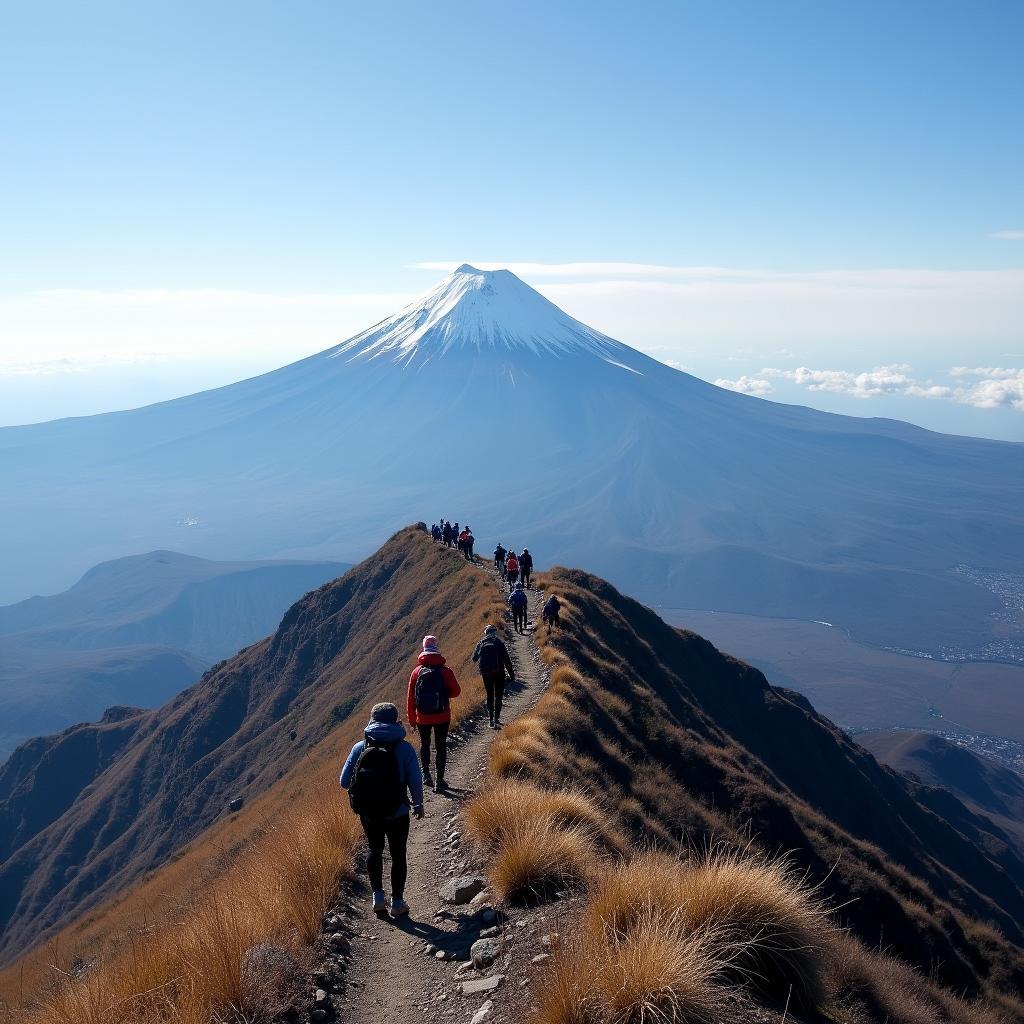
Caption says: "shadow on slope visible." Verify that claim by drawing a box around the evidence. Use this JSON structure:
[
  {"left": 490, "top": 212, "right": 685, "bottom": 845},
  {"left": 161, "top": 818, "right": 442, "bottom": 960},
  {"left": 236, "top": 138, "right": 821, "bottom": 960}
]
[
  {"left": 0, "top": 526, "right": 500, "bottom": 970},
  {"left": 483, "top": 567, "right": 1024, "bottom": 1001}
]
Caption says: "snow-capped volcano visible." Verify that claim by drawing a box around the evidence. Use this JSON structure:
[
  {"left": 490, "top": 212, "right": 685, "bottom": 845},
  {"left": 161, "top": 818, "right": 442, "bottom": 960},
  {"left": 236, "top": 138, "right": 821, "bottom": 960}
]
[
  {"left": 1, "top": 265, "right": 1023, "bottom": 660},
  {"left": 333, "top": 264, "right": 626, "bottom": 365}
]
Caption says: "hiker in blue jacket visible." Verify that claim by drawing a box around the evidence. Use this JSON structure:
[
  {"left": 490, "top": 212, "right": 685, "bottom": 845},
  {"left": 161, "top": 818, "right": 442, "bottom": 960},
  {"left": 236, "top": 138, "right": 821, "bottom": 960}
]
[
  {"left": 340, "top": 702, "right": 424, "bottom": 918},
  {"left": 508, "top": 582, "right": 528, "bottom": 634}
]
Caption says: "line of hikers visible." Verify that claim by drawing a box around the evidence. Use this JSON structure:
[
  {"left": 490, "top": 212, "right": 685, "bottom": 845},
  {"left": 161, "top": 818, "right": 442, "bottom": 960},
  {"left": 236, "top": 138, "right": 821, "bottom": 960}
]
[
  {"left": 337, "top": 526, "right": 565, "bottom": 918},
  {"left": 493, "top": 542, "right": 532, "bottom": 590},
  {"left": 339, "top": 627, "right": 513, "bottom": 917},
  {"left": 431, "top": 520, "right": 475, "bottom": 561}
]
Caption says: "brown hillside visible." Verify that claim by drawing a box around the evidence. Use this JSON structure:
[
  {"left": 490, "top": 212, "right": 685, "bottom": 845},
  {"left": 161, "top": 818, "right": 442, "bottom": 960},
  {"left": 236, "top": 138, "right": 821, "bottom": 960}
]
[
  {"left": 860, "top": 730, "right": 1024, "bottom": 857},
  {"left": 0, "top": 525, "right": 503, "bottom": 968},
  {"left": 485, "top": 567, "right": 1024, "bottom": 998}
]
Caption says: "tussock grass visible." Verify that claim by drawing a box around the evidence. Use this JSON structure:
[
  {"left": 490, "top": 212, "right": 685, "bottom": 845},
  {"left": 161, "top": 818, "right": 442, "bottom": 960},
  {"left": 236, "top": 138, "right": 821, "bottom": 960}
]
[
  {"left": 490, "top": 819, "right": 599, "bottom": 905},
  {"left": 465, "top": 778, "right": 611, "bottom": 851},
  {"left": 674, "top": 846, "right": 829, "bottom": 1006},
  {"left": 536, "top": 911, "right": 726, "bottom": 1024},
  {"left": 826, "top": 931, "right": 1022, "bottom": 1024},
  {"left": 12, "top": 782, "right": 359, "bottom": 1024},
  {"left": 583, "top": 847, "right": 828, "bottom": 1007}
]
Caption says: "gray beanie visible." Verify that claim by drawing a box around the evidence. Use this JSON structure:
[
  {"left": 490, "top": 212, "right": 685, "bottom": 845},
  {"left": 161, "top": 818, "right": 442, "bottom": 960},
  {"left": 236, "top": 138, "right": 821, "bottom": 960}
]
[{"left": 370, "top": 702, "right": 399, "bottom": 724}]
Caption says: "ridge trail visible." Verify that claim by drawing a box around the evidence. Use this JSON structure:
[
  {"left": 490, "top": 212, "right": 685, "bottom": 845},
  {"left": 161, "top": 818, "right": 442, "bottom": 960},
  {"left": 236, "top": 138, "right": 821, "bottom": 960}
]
[{"left": 325, "top": 558, "right": 548, "bottom": 1023}]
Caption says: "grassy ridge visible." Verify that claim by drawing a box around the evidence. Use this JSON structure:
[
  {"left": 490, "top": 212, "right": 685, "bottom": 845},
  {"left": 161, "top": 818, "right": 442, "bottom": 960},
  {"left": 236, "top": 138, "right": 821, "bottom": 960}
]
[
  {"left": 462, "top": 570, "right": 1024, "bottom": 1023},
  {"left": 0, "top": 527, "right": 505, "bottom": 1022}
]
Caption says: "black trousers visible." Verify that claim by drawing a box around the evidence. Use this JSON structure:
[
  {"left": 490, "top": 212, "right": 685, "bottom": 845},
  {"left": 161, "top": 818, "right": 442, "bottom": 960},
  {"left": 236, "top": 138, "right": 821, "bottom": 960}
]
[
  {"left": 360, "top": 812, "right": 410, "bottom": 896},
  {"left": 521, "top": 567, "right": 532, "bottom": 587},
  {"left": 482, "top": 670, "right": 506, "bottom": 722},
  {"left": 418, "top": 721, "right": 449, "bottom": 779},
  {"left": 512, "top": 606, "right": 527, "bottom": 632}
]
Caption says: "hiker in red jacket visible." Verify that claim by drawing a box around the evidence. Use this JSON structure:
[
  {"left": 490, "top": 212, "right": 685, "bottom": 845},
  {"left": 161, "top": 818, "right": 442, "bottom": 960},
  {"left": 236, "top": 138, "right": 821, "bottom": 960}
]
[
  {"left": 406, "top": 635, "right": 461, "bottom": 792},
  {"left": 505, "top": 551, "right": 519, "bottom": 590}
]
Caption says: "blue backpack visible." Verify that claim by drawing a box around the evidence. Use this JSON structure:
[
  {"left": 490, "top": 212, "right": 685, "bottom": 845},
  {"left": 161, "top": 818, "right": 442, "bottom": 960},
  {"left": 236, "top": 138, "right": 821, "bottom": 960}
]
[{"left": 509, "top": 589, "right": 528, "bottom": 610}]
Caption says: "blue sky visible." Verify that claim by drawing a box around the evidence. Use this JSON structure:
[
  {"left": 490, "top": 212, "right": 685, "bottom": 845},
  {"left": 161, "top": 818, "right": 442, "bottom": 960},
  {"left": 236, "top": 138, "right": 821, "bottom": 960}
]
[{"left": 1, "top": 1, "right": 1022, "bottom": 436}]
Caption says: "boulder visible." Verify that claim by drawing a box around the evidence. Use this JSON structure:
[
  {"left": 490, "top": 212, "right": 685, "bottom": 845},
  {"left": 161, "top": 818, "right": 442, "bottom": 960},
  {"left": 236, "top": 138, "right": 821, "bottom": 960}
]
[
  {"left": 440, "top": 875, "right": 487, "bottom": 905},
  {"left": 470, "top": 937, "right": 499, "bottom": 970}
]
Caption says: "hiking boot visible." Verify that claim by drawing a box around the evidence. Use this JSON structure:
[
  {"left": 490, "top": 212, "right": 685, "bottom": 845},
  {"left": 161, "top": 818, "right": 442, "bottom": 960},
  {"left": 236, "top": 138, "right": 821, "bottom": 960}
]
[
  {"left": 372, "top": 890, "right": 388, "bottom": 917},
  {"left": 434, "top": 777, "right": 447, "bottom": 793},
  {"left": 390, "top": 896, "right": 410, "bottom": 918},
  {"left": 422, "top": 768, "right": 434, "bottom": 788}
]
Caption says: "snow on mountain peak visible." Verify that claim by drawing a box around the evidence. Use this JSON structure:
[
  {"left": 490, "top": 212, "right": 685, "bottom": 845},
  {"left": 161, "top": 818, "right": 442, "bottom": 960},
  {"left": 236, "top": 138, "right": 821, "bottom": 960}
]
[{"left": 332, "top": 263, "right": 626, "bottom": 365}]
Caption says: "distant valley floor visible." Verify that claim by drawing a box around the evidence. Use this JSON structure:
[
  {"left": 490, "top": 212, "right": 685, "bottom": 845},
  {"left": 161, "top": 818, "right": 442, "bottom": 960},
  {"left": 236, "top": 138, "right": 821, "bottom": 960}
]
[{"left": 665, "top": 609, "right": 1024, "bottom": 773}]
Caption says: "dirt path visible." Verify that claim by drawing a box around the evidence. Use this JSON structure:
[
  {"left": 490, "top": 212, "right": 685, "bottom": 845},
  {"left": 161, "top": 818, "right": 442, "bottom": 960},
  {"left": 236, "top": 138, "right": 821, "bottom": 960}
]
[{"left": 319, "top": 564, "right": 548, "bottom": 1024}]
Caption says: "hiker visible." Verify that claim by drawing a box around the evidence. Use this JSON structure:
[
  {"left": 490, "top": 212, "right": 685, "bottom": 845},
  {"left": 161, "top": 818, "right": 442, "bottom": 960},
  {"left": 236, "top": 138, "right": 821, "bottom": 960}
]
[
  {"left": 494, "top": 543, "right": 506, "bottom": 571},
  {"left": 442, "top": 522, "right": 453, "bottom": 547},
  {"left": 542, "top": 593, "right": 561, "bottom": 629},
  {"left": 463, "top": 528, "right": 475, "bottom": 562},
  {"left": 508, "top": 582, "right": 528, "bottom": 634},
  {"left": 406, "top": 635, "right": 461, "bottom": 792},
  {"left": 505, "top": 551, "right": 519, "bottom": 589},
  {"left": 458, "top": 527, "right": 470, "bottom": 558},
  {"left": 339, "top": 702, "right": 424, "bottom": 918},
  {"left": 431, "top": 523, "right": 441, "bottom": 542},
  {"left": 472, "top": 624, "right": 515, "bottom": 728},
  {"left": 519, "top": 548, "right": 534, "bottom": 588}
]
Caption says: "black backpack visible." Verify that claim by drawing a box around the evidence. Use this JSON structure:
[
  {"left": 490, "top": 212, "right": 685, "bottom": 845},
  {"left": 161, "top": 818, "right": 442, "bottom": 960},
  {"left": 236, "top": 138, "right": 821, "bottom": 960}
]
[
  {"left": 349, "top": 739, "right": 405, "bottom": 818},
  {"left": 415, "top": 663, "right": 449, "bottom": 716},
  {"left": 477, "top": 637, "right": 505, "bottom": 673}
]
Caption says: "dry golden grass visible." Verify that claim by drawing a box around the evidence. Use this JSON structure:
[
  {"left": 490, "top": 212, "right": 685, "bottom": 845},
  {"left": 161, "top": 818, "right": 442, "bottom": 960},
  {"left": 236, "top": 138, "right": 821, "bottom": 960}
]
[
  {"left": 581, "top": 847, "right": 828, "bottom": 1007},
  {"left": 465, "top": 778, "right": 614, "bottom": 851},
  {"left": 536, "top": 910, "right": 726, "bottom": 1024},
  {"left": 8, "top": 780, "right": 359, "bottom": 1024},
  {"left": 490, "top": 819, "right": 600, "bottom": 906},
  {"left": 673, "top": 846, "right": 828, "bottom": 1006},
  {"left": 825, "top": 931, "right": 1022, "bottom": 1024},
  {"left": 0, "top": 528, "right": 508, "bottom": 1021}
]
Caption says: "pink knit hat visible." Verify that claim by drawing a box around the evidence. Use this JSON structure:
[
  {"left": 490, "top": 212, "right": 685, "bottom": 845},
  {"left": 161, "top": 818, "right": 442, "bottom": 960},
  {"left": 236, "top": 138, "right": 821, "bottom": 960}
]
[{"left": 422, "top": 635, "right": 439, "bottom": 654}]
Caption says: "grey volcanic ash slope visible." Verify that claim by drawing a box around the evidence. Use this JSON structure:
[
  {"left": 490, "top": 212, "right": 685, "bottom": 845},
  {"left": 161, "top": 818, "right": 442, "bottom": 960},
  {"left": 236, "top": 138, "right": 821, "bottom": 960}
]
[
  {"left": 2, "top": 265, "right": 1022, "bottom": 655},
  {"left": 0, "top": 528, "right": 496, "bottom": 965},
  {"left": 0, "top": 551, "right": 346, "bottom": 759}
]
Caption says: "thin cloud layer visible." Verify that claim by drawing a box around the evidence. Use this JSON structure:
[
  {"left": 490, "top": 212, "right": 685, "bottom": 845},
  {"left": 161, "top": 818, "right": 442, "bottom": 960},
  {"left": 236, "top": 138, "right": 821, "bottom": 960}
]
[
  {"left": 713, "top": 375, "right": 774, "bottom": 396},
  {"left": 713, "top": 362, "right": 1024, "bottom": 412}
]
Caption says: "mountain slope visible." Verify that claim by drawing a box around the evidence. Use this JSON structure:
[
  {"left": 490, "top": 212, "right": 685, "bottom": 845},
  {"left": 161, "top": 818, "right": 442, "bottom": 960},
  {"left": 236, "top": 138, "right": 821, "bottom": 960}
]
[
  {"left": 860, "top": 729, "right": 1024, "bottom": 855},
  {"left": 1, "top": 266, "right": 1021, "bottom": 661},
  {"left": 0, "top": 527, "right": 502, "bottom": 965},
  {"left": 2, "top": 528, "right": 1022, "bottom": 1021},
  {"left": 0, "top": 551, "right": 347, "bottom": 759},
  {"left": 499, "top": 567, "right": 1024, "bottom": 995}
]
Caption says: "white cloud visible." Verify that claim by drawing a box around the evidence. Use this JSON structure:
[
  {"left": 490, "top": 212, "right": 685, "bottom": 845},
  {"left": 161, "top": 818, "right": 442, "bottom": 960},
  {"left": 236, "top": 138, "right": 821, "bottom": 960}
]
[
  {"left": 953, "top": 371, "right": 1024, "bottom": 410},
  {"left": 762, "top": 364, "right": 914, "bottom": 399},
  {"left": 754, "top": 362, "right": 1024, "bottom": 413},
  {"left": 905, "top": 384, "right": 953, "bottom": 399},
  {"left": 989, "top": 230, "right": 1024, "bottom": 240},
  {"left": 714, "top": 375, "right": 774, "bottom": 396},
  {"left": 950, "top": 366, "right": 1022, "bottom": 379}
]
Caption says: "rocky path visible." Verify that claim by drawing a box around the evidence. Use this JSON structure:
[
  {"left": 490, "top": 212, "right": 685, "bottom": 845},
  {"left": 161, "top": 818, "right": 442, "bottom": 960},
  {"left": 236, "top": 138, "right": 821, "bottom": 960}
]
[{"left": 311, "top": 565, "right": 549, "bottom": 1024}]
